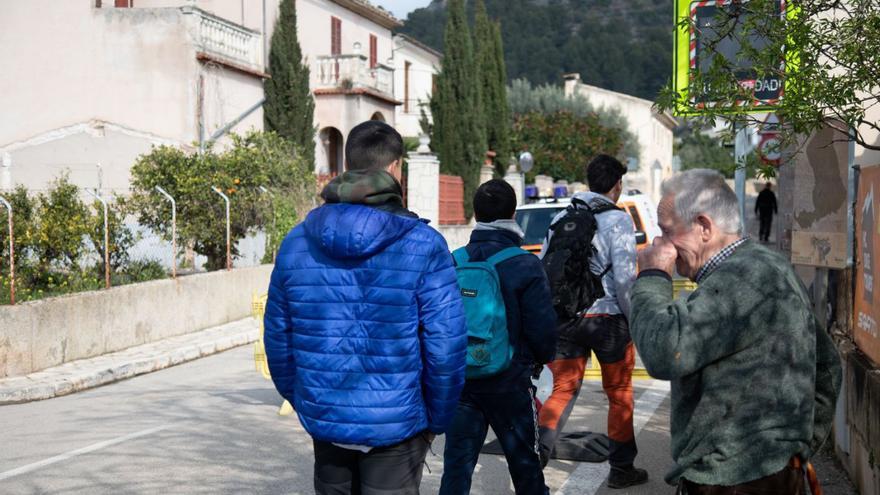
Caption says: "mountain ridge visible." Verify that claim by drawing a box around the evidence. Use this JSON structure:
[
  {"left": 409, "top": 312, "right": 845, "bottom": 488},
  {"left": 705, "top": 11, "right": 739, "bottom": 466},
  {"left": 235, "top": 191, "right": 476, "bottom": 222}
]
[{"left": 398, "top": 0, "right": 673, "bottom": 100}]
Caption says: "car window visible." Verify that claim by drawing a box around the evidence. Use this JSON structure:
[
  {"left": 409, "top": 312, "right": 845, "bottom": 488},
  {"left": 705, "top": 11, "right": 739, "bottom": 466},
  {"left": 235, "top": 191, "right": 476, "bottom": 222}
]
[
  {"left": 515, "top": 207, "right": 564, "bottom": 245},
  {"left": 627, "top": 206, "right": 644, "bottom": 233}
]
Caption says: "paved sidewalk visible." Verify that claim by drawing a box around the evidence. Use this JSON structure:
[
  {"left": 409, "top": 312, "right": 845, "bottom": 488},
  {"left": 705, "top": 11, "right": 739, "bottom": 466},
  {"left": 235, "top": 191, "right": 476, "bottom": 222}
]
[{"left": 0, "top": 318, "right": 260, "bottom": 405}]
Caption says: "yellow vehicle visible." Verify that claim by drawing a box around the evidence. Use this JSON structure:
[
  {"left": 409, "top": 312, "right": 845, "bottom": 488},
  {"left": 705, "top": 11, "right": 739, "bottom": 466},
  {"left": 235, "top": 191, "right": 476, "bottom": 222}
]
[{"left": 515, "top": 192, "right": 661, "bottom": 256}]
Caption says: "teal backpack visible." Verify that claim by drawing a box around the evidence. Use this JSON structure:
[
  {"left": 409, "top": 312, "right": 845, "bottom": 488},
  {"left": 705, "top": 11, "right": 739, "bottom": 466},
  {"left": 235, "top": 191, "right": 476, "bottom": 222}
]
[{"left": 452, "top": 246, "right": 529, "bottom": 379}]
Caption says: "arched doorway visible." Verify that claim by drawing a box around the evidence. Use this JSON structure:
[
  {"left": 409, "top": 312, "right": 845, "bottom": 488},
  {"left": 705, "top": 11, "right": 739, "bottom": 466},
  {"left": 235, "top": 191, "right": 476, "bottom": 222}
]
[
  {"left": 370, "top": 112, "right": 386, "bottom": 122},
  {"left": 319, "top": 127, "right": 344, "bottom": 176}
]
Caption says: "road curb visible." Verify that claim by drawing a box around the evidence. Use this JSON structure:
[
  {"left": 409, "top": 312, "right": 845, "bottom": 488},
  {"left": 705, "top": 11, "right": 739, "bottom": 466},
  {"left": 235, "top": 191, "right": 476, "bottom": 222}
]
[{"left": 0, "top": 319, "right": 259, "bottom": 405}]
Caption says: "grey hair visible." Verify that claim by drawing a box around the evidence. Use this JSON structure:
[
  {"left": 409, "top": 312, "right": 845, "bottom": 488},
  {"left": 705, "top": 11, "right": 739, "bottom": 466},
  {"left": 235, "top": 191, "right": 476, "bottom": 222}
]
[{"left": 660, "top": 169, "right": 741, "bottom": 234}]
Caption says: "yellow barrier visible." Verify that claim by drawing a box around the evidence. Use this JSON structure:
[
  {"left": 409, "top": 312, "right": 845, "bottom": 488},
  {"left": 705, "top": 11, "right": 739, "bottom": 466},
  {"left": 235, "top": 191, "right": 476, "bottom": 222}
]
[
  {"left": 584, "top": 351, "right": 653, "bottom": 381},
  {"left": 251, "top": 293, "right": 293, "bottom": 416},
  {"left": 585, "top": 279, "right": 697, "bottom": 381}
]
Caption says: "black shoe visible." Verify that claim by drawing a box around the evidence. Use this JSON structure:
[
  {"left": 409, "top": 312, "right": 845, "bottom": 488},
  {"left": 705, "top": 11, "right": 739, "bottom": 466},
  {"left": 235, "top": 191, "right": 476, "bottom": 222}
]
[{"left": 607, "top": 466, "right": 648, "bottom": 489}]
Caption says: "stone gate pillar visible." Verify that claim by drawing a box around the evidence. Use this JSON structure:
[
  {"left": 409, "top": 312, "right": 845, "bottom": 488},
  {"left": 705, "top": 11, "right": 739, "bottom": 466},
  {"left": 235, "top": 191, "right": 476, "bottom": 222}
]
[{"left": 406, "top": 135, "right": 440, "bottom": 226}]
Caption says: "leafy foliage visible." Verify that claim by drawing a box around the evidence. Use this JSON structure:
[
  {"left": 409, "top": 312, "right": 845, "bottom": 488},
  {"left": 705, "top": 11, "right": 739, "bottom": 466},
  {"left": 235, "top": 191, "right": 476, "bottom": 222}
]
[
  {"left": 512, "top": 111, "right": 626, "bottom": 183},
  {"left": 128, "top": 131, "right": 315, "bottom": 271},
  {"left": 0, "top": 178, "right": 154, "bottom": 305},
  {"left": 35, "top": 175, "right": 91, "bottom": 271},
  {"left": 675, "top": 129, "right": 735, "bottom": 178},
  {"left": 507, "top": 79, "right": 640, "bottom": 161},
  {"left": 264, "top": 0, "right": 316, "bottom": 165},
  {"left": 399, "top": 0, "right": 672, "bottom": 100},
  {"left": 88, "top": 200, "right": 136, "bottom": 271}
]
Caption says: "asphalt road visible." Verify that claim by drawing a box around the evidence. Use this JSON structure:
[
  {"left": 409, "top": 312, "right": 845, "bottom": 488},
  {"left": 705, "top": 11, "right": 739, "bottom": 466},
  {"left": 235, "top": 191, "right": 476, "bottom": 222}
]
[
  {"left": 0, "top": 345, "right": 678, "bottom": 494},
  {"left": 0, "top": 344, "right": 855, "bottom": 495}
]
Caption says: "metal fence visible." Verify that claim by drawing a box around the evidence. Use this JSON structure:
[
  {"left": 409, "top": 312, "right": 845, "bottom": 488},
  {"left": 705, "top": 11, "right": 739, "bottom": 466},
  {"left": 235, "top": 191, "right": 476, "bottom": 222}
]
[{"left": 0, "top": 187, "right": 274, "bottom": 306}]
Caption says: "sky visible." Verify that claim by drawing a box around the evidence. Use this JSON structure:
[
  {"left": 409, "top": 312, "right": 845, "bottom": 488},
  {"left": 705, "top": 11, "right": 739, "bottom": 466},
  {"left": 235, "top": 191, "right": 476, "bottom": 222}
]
[{"left": 373, "top": 0, "right": 433, "bottom": 20}]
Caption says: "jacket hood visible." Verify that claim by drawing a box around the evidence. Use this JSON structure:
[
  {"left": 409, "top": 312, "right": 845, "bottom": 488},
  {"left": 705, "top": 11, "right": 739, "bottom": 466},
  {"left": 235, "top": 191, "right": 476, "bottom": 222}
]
[
  {"left": 304, "top": 203, "right": 421, "bottom": 259},
  {"left": 321, "top": 170, "right": 404, "bottom": 206}
]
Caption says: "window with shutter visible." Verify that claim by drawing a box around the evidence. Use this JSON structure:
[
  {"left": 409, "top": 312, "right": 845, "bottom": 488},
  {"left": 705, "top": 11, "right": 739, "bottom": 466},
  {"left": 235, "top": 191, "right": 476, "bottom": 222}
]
[
  {"left": 404, "top": 61, "right": 411, "bottom": 113},
  {"left": 331, "top": 17, "right": 341, "bottom": 56},
  {"left": 369, "top": 35, "right": 377, "bottom": 68}
]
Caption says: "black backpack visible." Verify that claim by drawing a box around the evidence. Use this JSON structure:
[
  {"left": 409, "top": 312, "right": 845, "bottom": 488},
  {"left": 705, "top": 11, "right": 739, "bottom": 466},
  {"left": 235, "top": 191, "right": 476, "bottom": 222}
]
[{"left": 542, "top": 198, "right": 621, "bottom": 320}]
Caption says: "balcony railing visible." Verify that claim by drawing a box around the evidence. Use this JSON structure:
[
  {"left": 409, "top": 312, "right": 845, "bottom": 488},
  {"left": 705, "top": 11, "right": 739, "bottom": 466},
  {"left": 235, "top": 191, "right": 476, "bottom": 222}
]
[
  {"left": 182, "top": 6, "right": 263, "bottom": 72},
  {"left": 315, "top": 54, "right": 393, "bottom": 96}
]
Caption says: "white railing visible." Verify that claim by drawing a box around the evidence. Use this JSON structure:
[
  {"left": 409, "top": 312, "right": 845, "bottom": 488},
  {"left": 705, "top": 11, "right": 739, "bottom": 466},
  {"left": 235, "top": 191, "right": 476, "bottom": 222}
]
[
  {"left": 182, "top": 6, "right": 263, "bottom": 71},
  {"left": 315, "top": 54, "right": 393, "bottom": 96}
]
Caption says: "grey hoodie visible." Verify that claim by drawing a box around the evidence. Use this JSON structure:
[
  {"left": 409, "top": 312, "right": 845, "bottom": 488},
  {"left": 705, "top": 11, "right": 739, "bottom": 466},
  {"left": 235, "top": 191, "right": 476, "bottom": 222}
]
[{"left": 541, "top": 191, "right": 637, "bottom": 319}]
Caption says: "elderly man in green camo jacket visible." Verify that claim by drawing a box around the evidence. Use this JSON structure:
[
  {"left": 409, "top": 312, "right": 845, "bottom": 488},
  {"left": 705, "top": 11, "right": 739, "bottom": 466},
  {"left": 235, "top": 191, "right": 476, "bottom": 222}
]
[{"left": 630, "top": 169, "right": 841, "bottom": 495}]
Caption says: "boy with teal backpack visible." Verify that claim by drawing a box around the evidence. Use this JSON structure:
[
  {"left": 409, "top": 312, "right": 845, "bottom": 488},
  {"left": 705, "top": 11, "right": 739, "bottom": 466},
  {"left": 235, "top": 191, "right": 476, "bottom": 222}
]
[{"left": 440, "top": 180, "right": 558, "bottom": 495}]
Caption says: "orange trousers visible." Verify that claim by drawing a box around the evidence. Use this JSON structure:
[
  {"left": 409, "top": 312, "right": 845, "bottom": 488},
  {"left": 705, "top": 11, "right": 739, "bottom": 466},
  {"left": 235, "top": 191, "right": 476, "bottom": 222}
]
[{"left": 537, "top": 315, "right": 637, "bottom": 467}]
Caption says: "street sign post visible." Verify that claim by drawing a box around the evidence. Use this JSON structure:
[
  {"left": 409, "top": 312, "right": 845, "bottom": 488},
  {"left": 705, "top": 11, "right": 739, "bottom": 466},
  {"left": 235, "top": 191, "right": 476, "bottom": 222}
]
[{"left": 756, "top": 113, "right": 782, "bottom": 166}]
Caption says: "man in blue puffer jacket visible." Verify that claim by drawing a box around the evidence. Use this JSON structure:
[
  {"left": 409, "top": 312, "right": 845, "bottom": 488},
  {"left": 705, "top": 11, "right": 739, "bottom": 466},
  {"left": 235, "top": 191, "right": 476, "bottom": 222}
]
[{"left": 264, "top": 120, "right": 467, "bottom": 495}]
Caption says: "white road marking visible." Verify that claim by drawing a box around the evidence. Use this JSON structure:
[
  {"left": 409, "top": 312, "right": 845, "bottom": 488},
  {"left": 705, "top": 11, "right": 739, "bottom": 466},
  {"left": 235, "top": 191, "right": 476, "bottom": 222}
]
[
  {"left": 0, "top": 424, "right": 173, "bottom": 482},
  {"left": 553, "top": 380, "right": 671, "bottom": 495}
]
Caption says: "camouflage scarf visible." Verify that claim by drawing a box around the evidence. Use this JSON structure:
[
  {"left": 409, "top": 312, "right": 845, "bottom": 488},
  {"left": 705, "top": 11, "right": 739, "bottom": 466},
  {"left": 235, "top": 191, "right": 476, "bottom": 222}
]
[{"left": 321, "top": 170, "right": 404, "bottom": 207}]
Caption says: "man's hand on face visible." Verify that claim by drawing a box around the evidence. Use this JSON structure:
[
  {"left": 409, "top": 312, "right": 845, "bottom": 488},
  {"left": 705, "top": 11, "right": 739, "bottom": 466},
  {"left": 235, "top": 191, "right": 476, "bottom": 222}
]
[{"left": 638, "top": 237, "right": 678, "bottom": 277}]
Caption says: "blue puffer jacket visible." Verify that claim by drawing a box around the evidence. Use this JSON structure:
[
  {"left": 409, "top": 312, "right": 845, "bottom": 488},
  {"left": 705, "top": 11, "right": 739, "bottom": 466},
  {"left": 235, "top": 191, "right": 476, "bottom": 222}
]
[{"left": 264, "top": 203, "right": 467, "bottom": 447}]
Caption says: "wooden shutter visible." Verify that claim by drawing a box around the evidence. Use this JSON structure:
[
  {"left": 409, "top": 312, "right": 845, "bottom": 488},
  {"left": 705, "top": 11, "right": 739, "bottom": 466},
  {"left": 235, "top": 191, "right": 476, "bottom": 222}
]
[
  {"left": 331, "top": 17, "right": 341, "bottom": 56},
  {"left": 404, "top": 61, "right": 411, "bottom": 113},
  {"left": 369, "top": 35, "right": 378, "bottom": 68},
  {"left": 115, "top": 0, "right": 132, "bottom": 6}
]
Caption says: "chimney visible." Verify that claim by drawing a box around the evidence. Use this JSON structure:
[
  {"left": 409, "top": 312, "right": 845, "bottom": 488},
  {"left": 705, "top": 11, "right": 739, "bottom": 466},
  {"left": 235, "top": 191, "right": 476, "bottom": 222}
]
[{"left": 563, "top": 73, "right": 581, "bottom": 98}]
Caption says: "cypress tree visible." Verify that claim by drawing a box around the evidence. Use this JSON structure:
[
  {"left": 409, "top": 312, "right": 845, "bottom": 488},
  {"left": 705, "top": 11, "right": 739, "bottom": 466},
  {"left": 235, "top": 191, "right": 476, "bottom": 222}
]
[
  {"left": 474, "top": 0, "right": 494, "bottom": 158},
  {"left": 431, "top": 0, "right": 486, "bottom": 219},
  {"left": 264, "top": 0, "right": 315, "bottom": 166},
  {"left": 490, "top": 21, "right": 511, "bottom": 173}
]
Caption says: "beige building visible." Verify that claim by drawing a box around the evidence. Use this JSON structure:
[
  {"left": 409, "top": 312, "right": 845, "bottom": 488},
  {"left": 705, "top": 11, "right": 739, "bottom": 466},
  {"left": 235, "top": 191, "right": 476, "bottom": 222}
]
[
  {"left": 0, "top": 1, "right": 268, "bottom": 193},
  {"left": 563, "top": 73, "right": 677, "bottom": 203},
  {"left": 297, "top": 0, "right": 402, "bottom": 176},
  {"left": 392, "top": 34, "right": 441, "bottom": 138},
  {"left": 0, "top": 0, "right": 443, "bottom": 189}
]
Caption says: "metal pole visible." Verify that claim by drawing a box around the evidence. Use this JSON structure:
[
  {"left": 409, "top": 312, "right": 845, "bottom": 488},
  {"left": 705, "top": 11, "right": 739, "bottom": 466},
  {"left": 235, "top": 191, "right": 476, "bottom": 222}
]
[
  {"left": 258, "top": 186, "right": 276, "bottom": 263},
  {"left": 262, "top": 0, "right": 268, "bottom": 68},
  {"left": 211, "top": 186, "right": 231, "bottom": 271},
  {"left": 734, "top": 123, "right": 750, "bottom": 238},
  {"left": 0, "top": 196, "right": 14, "bottom": 305},
  {"left": 847, "top": 129, "right": 857, "bottom": 266},
  {"left": 86, "top": 189, "right": 110, "bottom": 289},
  {"left": 207, "top": 98, "right": 265, "bottom": 145},
  {"left": 155, "top": 186, "right": 177, "bottom": 278}
]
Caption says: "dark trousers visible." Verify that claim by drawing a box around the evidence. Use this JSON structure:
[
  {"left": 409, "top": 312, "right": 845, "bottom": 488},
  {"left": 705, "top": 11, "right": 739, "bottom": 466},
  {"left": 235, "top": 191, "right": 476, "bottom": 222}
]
[
  {"left": 537, "top": 314, "right": 637, "bottom": 468},
  {"left": 677, "top": 462, "right": 806, "bottom": 494},
  {"left": 313, "top": 434, "right": 430, "bottom": 495},
  {"left": 759, "top": 213, "right": 773, "bottom": 242},
  {"left": 439, "top": 383, "right": 548, "bottom": 495}
]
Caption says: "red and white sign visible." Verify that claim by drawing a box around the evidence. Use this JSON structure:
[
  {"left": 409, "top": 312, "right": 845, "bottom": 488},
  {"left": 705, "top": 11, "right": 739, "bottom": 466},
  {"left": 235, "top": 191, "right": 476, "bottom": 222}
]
[{"left": 757, "top": 133, "right": 782, "bottom": 166}]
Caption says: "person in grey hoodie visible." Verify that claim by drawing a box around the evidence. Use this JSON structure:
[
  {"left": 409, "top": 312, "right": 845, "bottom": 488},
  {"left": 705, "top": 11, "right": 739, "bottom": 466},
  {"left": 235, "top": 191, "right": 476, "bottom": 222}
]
[{"left": 537, "top": 154, "right": 647, "bottom": 489}]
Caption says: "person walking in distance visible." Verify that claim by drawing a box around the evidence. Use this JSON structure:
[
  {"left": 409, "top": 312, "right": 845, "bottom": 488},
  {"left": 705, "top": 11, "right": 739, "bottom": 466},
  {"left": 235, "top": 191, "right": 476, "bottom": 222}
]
[
  {"left": 755, "top": 182, "right": 778, "bottom": 242},
  {"left": 440, "top": 180, "right": 558, "bottom": 495},
  {"left": 263, "top": 121, "right": 467, "bottom": 495},
  {"left": 631, "top": 169, "right": 840, "bottom": 494},
  {"left": 537, "top": 155, "right": 648, "bottom": 489}
]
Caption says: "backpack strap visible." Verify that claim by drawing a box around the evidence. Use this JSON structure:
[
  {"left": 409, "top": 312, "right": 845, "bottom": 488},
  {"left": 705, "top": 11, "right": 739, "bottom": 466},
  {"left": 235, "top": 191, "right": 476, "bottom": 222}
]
[
  {"left": 452, "top": 247, "right": 471, "bottom": 266},
  {"left": 571, "top": 197, "right": 622, "bottom": 214},
  {"left": 486, "top": 247, "right": 530, "bottom": 267},
  {"left": 590, "top": 201, "right": 623, "bottom": 214}
]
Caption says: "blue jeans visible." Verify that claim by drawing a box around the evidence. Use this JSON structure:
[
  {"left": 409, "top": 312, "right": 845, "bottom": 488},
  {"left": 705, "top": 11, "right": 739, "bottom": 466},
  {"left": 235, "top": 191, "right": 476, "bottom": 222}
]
[{"left": 439, "top": 383, "right": 549, "bottom": 495}]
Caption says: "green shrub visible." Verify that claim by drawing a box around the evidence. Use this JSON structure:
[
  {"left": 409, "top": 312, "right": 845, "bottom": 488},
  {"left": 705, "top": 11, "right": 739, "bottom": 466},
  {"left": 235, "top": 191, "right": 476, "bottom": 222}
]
[
  {"left": 129, "top": 131, "right": 315, "bottom": 271},
  {"left": 512, "top": 111, "right": 626, "bottom": 183}
]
